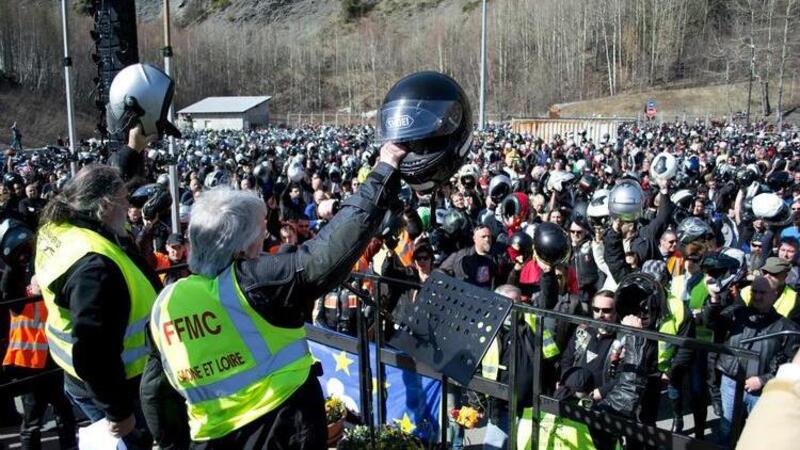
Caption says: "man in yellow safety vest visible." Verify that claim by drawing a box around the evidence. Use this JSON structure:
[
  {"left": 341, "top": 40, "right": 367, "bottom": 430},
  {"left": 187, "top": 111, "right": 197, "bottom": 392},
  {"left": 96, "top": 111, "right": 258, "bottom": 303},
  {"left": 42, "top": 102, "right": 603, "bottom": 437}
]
[{"left": 144, "top": 142, "right": 407, "bottom": 448}]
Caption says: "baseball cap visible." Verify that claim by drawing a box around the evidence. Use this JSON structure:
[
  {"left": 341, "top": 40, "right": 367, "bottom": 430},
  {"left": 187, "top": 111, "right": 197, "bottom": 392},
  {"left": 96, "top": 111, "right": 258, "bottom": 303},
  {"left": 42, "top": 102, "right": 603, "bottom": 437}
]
[
  {"left": 166, "top": 233, "right": 185, "bottom": 246},
  {"left": 761, "top": 256, "right": 791, "bottom": 275}
]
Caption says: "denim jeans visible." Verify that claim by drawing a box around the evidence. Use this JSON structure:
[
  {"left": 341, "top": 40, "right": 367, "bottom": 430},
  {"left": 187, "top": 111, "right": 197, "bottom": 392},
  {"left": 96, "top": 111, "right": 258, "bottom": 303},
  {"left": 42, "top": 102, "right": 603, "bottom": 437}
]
[
  {"left": 63, "top": 375, "right": 152, "bottom": 450},
  {"left": 719, "top": 375, "right": 760, "bottom": 445}
]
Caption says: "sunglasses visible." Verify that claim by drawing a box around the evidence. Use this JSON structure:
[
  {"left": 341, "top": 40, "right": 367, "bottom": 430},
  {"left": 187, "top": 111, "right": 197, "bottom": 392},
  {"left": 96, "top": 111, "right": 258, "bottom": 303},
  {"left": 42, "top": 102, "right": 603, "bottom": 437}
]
[
  {"left": 592, "top": 306, "right": 614, "bottom": 314},
  {"left": 569, "top": 229, "right": 584, "bottom": 234}
]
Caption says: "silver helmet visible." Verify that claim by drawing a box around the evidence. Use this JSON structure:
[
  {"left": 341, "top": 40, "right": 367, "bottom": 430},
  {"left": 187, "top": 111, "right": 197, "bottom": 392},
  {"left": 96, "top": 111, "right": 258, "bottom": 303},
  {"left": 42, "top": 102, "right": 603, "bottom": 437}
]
[
  {"left": 650, "top": 152, "right": 678, "bottom": 181},
  {"left": 608, "top": 179, "right": 644, "bottom": 222},
  {"left": 107, "top": 63, "right": 180, "bottom": 139}
]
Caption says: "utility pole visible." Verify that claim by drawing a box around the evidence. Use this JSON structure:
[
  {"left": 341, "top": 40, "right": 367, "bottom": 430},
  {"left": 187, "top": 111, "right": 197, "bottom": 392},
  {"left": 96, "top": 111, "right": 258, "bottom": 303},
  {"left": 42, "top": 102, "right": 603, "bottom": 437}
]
[
  {"left": 746, "top": 44, "right": 755, "bottom": 126},
  {"left": 163, "top": 0, "right": 180, "bottom": 234},
  {"left": 59, "top": 0, "right": 78, "bottom": 176},
  {"left": 478, "top": 0, "right": 487, "bottom": 130}
]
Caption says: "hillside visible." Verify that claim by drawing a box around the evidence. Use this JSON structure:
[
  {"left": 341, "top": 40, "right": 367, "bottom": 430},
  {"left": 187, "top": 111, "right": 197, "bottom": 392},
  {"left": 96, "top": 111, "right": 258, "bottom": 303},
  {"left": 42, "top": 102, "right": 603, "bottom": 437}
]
[{"left": 1, "top": 0, "right": 798, "bottom": 145}]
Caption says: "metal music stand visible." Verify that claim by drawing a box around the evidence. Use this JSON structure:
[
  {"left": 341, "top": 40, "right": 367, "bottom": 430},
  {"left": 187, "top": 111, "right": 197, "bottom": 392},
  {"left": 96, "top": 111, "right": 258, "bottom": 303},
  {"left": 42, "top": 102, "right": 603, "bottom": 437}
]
[{"left": 388, "top": 271, "right": 512, "bottom": 386}]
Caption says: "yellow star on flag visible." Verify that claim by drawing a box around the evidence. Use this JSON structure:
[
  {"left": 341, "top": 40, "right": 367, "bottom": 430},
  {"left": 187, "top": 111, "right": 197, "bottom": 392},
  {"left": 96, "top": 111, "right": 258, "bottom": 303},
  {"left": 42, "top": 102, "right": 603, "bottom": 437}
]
[
  {"left": 371, "top": 377, "right": 391, "bottom": 392},
  {"left": 394, "top": 412, "right": 416, "bottom": 434},
  {"left": 333, "top": 350, "right": 354, "bottom": 376}
]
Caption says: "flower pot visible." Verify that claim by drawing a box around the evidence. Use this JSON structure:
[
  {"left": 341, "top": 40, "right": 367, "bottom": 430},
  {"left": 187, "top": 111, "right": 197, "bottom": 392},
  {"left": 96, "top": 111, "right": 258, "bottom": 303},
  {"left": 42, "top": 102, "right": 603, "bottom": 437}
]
[{"left": 327, "top": 417, "right": 345, "bottom": 446}]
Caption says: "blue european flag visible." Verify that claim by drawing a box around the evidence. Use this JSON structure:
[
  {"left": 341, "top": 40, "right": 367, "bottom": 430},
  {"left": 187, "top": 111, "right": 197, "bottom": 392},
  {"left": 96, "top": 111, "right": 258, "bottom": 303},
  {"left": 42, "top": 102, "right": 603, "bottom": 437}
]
[{"left": 309, "top": 335, "right": 441, "bottom": 443}]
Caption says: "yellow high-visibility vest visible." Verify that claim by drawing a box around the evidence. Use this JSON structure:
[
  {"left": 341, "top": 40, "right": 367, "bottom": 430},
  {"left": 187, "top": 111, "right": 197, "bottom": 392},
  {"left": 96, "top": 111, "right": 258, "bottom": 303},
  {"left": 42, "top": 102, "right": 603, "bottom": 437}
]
[
  {"left": 35, "top": 222, "right": 157, "bottom": 379},
  {"left": 150, "top": 265, "right": 313, "bottom": 440}
]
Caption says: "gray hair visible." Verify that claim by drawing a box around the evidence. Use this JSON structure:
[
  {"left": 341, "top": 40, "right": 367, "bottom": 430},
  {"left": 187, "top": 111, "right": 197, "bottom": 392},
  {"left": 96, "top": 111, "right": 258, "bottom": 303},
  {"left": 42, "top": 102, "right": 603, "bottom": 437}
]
[
  {"left": 188, "top": 187, "right": 267, "bottom": 277},
  {"left": 495, "top": 284, "right": 522, "bottom": 301},
  {"left": 40, "top": 165, "right": 125, "bottom": 227}
]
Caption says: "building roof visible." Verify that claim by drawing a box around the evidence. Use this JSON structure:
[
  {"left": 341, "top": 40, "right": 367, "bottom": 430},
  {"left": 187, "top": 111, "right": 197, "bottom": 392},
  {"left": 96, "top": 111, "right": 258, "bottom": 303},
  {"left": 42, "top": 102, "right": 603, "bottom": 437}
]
[{"left": 178, "top": 96, "right": 271, "bottom": 115}]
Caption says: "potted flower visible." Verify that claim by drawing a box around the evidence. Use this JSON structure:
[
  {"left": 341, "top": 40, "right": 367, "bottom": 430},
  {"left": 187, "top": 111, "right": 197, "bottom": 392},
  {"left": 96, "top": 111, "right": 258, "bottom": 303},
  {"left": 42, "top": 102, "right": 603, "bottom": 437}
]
[
  {"left": 325, "top": 395, "right": 348, "bottom": 446},
  {"left": 337, "top": 424, "right": 425, "bottom": 449}
]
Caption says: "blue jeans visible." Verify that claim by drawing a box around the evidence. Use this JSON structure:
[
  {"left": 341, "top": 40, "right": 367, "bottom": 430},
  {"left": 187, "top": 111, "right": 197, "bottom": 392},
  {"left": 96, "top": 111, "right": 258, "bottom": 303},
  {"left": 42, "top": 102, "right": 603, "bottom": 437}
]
[
  {"left": 447, "top": 386, "right": 464, "bottom": 449},
  {"left": 719, "top": 375, "right": 760, "bottom": 444},
  {"left": 64, "top": 375, "right": 152, "bottom": 450}
]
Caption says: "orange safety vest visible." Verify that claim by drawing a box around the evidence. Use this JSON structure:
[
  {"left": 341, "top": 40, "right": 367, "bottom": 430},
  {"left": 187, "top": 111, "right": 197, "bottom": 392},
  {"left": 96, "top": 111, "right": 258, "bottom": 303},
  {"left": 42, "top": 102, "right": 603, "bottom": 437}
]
[
  {"left": 394, "top": 230, "right": 416, "bottom": 267},
  {"left": 154, "top": 252, "right": 171, "bottom": 283},
  {"left": 3, "top": 301, "right": 49, "bottom": 369}
]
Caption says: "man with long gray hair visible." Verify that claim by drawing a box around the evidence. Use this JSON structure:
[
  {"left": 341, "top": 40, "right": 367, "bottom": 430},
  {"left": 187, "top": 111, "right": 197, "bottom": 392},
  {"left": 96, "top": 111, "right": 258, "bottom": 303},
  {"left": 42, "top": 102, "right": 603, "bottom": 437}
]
[
  {"left": 144, "top": 143, "right": 407, "bottom": 448},
  {"left": 35, "top": 164, "right": 160, "bottom": 448}
]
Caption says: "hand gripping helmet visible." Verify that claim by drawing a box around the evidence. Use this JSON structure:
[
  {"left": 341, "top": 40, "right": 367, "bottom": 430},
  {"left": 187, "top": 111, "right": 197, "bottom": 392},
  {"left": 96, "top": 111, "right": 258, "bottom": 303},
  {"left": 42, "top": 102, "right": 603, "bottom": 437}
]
[
  {"left": 752, "top": 192, "right": 792, "bottom": 227},
  {"left": 650, "top": 152, "right": 678, "bottom": 181},
  {"left": 676, "top": 217, "right": 715, "bottom": 245},
  {"left": 107, "top": 63, "right": 181, "bottom": 139},
  {"left": 0, "top": 219, "right": 33, "bottom": 263},
  {"left": 701, "top": 248, "right": 746, "bottom": 294},
  {"left": 533, "top": 222, "right": 571, "bottom": 266},
  {"left": 488, "top": 174, "right": 512, "bottom": 204},
  {"left": 378, "top": 71, "right": 473, "bottom": 192},
  {"left": 608, "top": 179, "right": 644, "bottom": 222}
]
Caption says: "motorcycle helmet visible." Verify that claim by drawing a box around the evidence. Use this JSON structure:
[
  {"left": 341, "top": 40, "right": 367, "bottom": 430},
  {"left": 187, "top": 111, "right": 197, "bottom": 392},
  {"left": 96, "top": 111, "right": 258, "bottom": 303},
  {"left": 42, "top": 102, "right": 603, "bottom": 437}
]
[
  {"left": 670, "top": 189, "right": 694, "bottom": 210},
  {"left": 457, "top": 163, "right": 480, "bottom": 190},
  {"left": 701, "top": 248, "right": 746, "bottom": 294},
  {"left": 129, "top": 183, "right": 161, "bottom": 208},
  {"left": 377, "top": 71, "right": 472, "bottom": 192},
  {"left": 533, "top": 222, "right": 571, "bottom": 266},
  {"left": 510, "top": 231, "right": 534, "bottom": 261},
  {"left": 488, "top": 174, "right": 512, "bottom": 204},
  {"left": 586, "top": 189, "right": 610, "bottom": 227},
  {"left": 546, "top": 171, "right": 576, "bottom": 193},
  {"left": 752, "top": 192, "right": 792, "bottom": 227},
  {"left": 682, "top": 155, "right": 700, "bottom": 178},
  {"left": 676, "top": 217, "right": 715, "bottom": 245},
  {"left": 615, "top": 272, "right": 665, "bottom": 329},
  {"left": 287, "top": 161, "right": 305, "bottom": 183},
  {"left": 0, "top": 219, "right": 33, "bottom": 263},
  {"left": 501, "top": 192, "right": 530, "bottom": 230},
  {"left": 442, "top": 209, "right": 471, "bottom": 238},
  {"left": 106, "top": 63, "right": 181, "bottom": 139},
  {"left": 608, "top": 179, "right": 644, "bottom": 222},
  {"left": 204, "top": 170, "right": 229, "bottom": 190},
  {"left": 577, "top": 174, "right": 599, "bottom": 194},
  {"left": 649, "top": 152, "right": 678, "bottom": 180},
  {"left": 767, "top": 171, "right": 792, "bottom": 192}
]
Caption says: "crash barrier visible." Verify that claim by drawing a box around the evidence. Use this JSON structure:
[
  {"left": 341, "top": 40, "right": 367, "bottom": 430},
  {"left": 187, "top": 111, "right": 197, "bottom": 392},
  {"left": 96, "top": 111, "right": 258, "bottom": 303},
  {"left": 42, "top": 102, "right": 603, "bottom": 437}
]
[
  {"left": 0, "top": 267, "right": 761, "bottom": 450},
  {"left": 511, "top": 117, "right": 635, "bottom": 144},
  {"left": 339, "top": 272, "right": 760, "bottom": 450}
]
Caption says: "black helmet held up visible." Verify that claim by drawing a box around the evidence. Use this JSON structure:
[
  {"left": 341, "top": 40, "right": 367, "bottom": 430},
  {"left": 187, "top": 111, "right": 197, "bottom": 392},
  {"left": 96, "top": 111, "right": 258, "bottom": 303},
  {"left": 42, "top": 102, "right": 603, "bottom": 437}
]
[
  {"left": 378, "top": 71, "right": 473, "bottom": 192},
  {"left": 615, "top": 272, "right": 665, "bottom": 329},
  {"left": 533, "top": 222, "right": 571, "bottom": 266}
]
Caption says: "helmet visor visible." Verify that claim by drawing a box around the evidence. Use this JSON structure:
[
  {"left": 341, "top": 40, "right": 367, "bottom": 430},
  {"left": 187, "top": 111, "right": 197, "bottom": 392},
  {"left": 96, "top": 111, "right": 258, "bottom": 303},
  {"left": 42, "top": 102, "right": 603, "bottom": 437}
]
[{"left": 378, "top": 100, "right": 463, "bottom": 144}]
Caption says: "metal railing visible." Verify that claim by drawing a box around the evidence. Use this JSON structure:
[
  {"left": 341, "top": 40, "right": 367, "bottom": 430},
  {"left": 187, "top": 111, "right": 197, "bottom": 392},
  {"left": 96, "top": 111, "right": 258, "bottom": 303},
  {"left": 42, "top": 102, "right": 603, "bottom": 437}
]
[{"left": 0, "top": 267, "right": 765, "bottom": 450}]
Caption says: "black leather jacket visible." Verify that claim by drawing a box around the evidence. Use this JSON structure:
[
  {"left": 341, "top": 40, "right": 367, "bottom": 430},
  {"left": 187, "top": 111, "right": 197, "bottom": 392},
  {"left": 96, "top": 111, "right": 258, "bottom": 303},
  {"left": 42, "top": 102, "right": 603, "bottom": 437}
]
[
  {"left": 141, "top": 162, "right": 400, "bottom": 449},
  {"left": 705, "top": 302, "right": 800, "bottom": 382}
]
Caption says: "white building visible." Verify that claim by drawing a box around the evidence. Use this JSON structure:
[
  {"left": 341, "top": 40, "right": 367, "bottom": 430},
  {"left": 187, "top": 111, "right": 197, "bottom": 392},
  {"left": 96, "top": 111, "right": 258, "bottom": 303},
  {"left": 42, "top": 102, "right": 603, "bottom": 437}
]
[{"left": 177, "top": 96, "right": 271, "bottom": 131}]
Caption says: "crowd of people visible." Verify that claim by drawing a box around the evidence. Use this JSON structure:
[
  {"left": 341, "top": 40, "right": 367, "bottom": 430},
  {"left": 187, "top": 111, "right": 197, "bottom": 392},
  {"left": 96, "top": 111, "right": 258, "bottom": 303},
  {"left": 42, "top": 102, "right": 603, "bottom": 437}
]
[{"left": 2, "top": 66, "right": 800, "bottom": 449}]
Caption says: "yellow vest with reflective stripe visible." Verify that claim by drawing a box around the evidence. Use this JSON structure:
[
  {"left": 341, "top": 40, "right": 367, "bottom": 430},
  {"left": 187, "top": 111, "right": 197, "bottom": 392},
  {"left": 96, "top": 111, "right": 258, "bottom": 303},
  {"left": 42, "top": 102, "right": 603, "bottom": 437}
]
[
  {"left": 670, "top": 274, "right": 711, "bottom": 341},
  {"left": 517, "top": 410, "right": 598, "bottom": 450},
  {"left": 523, "top": 313, "right": 561, "bottom": 359},
  {"left": 657, "top": 294, "right": 687, "bottom": 373},
  {"left": 741, "top": 285, "right": 797, "bottom": 318},
  {"left": 150, "top": 265, "right": 314, "bottom": 441},
  {"left": 35, "top": 222, "right": 157, "bottom": 380},
  {"left": 481, "top": 315, "right": 559, "bottom": 380}
]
